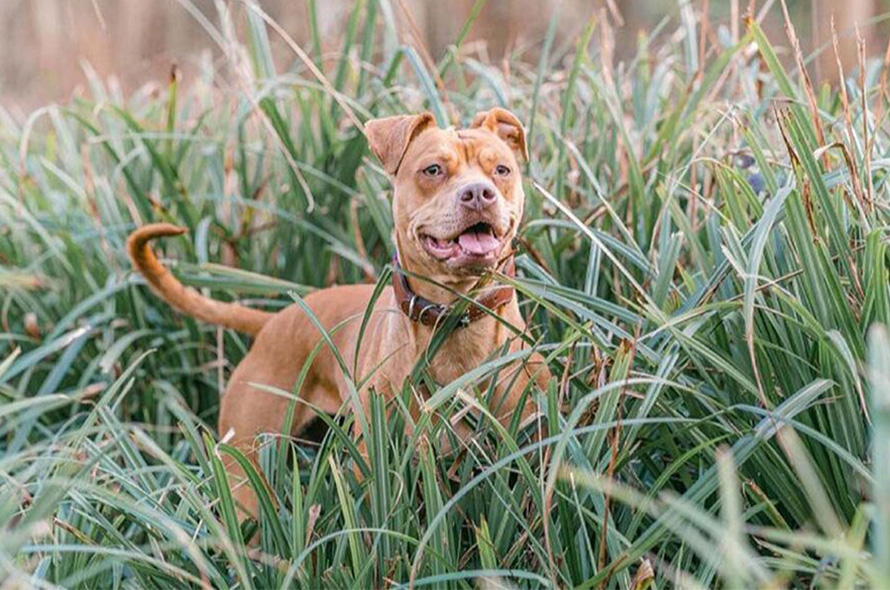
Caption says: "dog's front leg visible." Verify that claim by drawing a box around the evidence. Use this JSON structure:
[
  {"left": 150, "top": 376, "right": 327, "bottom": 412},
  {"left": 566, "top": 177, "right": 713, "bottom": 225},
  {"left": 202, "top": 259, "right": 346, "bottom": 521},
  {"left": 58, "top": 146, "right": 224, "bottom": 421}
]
[
  {"left": 495, "top": 350, "right": 552, "bottom": 433},
  {"left": 218, "top": 380, "right": 330, "bottom": 529}
]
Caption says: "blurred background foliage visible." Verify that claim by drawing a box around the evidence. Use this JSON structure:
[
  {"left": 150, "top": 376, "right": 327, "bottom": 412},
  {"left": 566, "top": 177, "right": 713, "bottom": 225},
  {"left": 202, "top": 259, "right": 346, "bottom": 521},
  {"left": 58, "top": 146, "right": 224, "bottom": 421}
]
[{"left": 2, "top": 0, "right": 888, "bottom": 111}]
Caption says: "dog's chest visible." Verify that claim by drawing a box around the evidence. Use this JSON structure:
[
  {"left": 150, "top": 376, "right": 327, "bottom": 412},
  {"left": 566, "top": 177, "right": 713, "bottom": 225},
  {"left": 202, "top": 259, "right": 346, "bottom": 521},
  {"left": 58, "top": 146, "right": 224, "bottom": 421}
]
[
  {"left": 424, "top": 322, "right": 502, "bottom": 383},
  {"left": 364, "top": 310, "right": 512, "bottom": 397}
]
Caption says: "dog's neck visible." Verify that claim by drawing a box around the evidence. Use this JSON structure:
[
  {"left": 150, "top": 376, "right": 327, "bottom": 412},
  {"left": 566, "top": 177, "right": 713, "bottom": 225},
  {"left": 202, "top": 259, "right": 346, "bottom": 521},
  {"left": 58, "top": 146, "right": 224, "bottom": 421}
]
[
  {"left": 392, "top": 255, "right": 515, "bottom": 328},
  {"left": 395, "top": 273, "right": 524, "bottom": 386},
  {"left": 402, "top": 272, "right": 477, "bottom": 307},
  {"left": 393, "top": 240, "right": 513, "bottom": 301},
  {"left": 386, "top": 241, "right": 524, "bottom": 383},
  {"left": 393, "top": 267, "right": 522, "bottom": 385}
]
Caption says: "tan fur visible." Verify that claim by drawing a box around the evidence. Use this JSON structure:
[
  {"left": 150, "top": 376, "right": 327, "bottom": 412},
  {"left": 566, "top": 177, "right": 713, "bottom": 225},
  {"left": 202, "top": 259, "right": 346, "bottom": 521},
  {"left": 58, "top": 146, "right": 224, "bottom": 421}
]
[
  {"left": 127, "top": 223, "right": 271, "bottom": 336},
  {"left": 128, "top": 109, "right": 551, "bottom": 522}
]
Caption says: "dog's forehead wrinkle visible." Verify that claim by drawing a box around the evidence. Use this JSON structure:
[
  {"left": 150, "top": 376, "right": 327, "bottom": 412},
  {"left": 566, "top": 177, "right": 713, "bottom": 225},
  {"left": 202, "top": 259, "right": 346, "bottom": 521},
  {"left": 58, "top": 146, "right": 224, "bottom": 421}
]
[
  {"left": 449, "top": 134, "right": 480, "bottom": 164},
  {"left": 451, "top": 129, "right": 513, "bottom": 167},
  {"left": 420, "top": 149, "right": 457, "bottom": 166}
]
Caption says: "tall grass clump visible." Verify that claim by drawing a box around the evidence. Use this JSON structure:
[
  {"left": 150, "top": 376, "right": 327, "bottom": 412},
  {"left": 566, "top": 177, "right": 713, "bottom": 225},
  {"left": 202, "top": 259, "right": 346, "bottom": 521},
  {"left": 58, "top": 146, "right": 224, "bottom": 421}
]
[{"left": 2, "top": 1, "right": 890, "bottom": 587}]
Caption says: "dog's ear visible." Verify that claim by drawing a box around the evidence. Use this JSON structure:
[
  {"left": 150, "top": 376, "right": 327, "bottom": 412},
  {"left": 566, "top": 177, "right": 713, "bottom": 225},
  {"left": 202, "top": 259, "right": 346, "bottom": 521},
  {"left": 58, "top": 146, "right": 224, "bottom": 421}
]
[
  {"left": 364, "top": 113, "right": 436, "bottom": 175},
  {"left": 471, "top": 108, "right": 528, "bottom": 162}
]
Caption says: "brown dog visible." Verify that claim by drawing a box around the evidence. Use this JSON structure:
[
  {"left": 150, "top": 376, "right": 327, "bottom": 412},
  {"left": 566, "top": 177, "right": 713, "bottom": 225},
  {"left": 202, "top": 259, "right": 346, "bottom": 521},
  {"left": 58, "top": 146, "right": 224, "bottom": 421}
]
[{"left": 127, "top": 108, "right": 550, "bottom": 519}]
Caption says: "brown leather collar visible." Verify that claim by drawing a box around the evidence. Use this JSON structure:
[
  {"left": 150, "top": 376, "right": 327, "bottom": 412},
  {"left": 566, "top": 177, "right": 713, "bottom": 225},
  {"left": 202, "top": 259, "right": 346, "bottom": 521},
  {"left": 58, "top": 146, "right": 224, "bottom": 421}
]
[{"left": 391, "top": 255, "right": 515, "bottom": 328}]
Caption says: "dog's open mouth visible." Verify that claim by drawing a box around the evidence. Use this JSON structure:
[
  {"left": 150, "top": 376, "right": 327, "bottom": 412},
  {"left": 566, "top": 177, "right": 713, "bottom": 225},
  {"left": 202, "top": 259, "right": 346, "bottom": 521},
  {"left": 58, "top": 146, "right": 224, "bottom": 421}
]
[{"left": 422, "top": 222, "right": 503, "bottom": 264}]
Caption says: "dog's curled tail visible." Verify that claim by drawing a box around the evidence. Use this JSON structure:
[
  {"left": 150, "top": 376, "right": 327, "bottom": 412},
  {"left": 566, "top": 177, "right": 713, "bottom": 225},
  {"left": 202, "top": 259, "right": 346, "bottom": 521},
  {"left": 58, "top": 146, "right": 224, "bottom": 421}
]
[{"left": 127, "top": 223, "right": 272, "bottom": 337}]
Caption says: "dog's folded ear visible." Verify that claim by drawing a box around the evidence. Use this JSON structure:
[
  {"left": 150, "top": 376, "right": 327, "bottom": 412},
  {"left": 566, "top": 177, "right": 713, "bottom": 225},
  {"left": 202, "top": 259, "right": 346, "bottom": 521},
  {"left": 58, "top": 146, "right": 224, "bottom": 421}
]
[
  {"left": 364, "top": 113, "right": 436, "bottom": 175},
  {"left": 471, "top": 108, "right": 528, "bottom": 162}
]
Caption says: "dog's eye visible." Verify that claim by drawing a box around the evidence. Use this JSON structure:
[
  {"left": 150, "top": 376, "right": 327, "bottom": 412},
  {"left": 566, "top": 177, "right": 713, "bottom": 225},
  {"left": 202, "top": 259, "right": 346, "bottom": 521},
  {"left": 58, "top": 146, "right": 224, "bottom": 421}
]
[
  {"left": 422, "top": 164, "right": 443, "bottom": 177},
  {"left": 494, "top": 164, "right": 511, "bottom": 176}
]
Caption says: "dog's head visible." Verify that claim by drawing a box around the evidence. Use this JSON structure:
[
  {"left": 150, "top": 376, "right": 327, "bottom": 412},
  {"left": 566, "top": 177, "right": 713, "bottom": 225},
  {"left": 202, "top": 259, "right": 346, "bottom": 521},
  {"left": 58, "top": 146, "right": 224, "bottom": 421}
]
[{"left": 365, "top": 108, "right": 527, "bottom": 285}]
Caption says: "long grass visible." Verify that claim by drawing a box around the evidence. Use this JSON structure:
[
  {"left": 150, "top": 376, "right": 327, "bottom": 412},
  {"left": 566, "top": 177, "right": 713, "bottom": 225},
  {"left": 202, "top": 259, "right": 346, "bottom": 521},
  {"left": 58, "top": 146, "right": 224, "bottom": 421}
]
[{"left": 1, "top": 1, "right": 888, "bottom": 587}]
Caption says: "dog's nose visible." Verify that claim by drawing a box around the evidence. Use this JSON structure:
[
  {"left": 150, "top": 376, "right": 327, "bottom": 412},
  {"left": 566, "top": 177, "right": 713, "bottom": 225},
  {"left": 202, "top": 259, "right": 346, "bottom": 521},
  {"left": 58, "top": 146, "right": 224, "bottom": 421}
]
[{"left": 458, "top": 182, "right": 497, "bottom": 211}]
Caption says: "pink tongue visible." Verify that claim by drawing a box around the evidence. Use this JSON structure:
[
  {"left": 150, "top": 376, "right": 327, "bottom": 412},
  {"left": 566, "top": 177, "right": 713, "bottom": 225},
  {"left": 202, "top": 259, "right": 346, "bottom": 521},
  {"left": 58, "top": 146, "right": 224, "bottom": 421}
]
[{"left": 457, "top": 229, "right": 499, "bottom": 255}]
